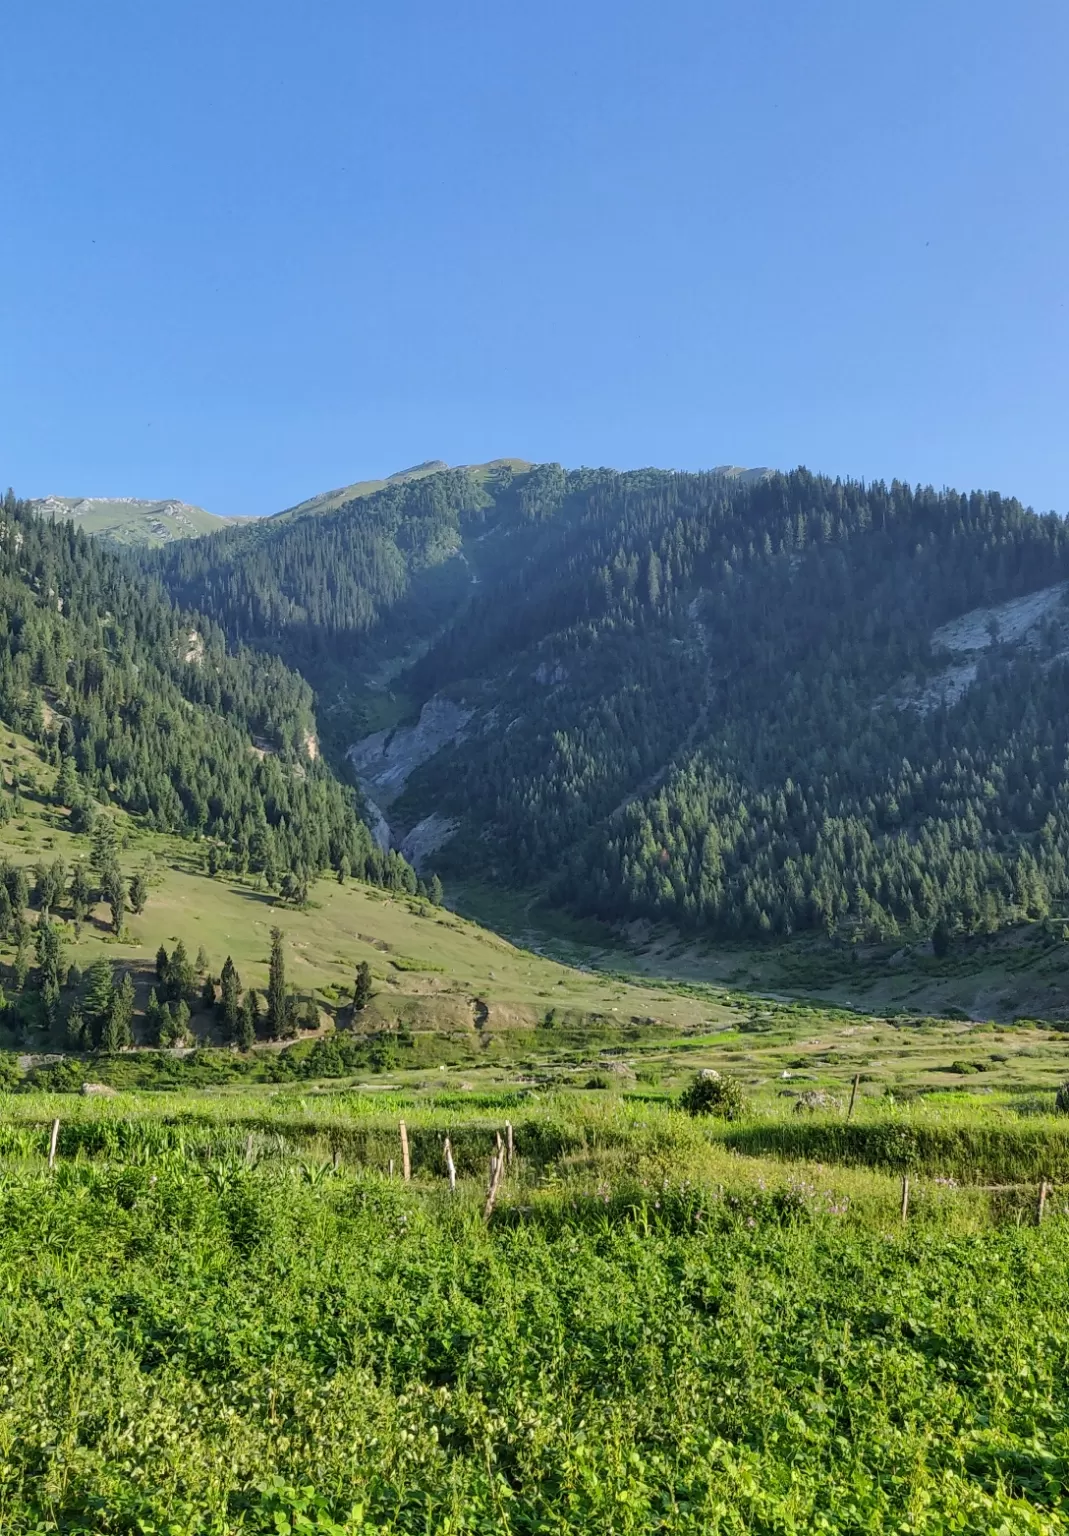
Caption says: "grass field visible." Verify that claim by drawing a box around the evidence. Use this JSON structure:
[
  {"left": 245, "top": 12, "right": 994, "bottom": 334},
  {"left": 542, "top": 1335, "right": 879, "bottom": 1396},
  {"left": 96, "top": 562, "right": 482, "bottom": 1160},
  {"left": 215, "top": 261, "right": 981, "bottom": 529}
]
[
  {"left": 1, "top": 1089, "right": 1068, "bottom": 1533},
  {"left": 3, "top": 730, "right": 1069, "bottom": 1529}
]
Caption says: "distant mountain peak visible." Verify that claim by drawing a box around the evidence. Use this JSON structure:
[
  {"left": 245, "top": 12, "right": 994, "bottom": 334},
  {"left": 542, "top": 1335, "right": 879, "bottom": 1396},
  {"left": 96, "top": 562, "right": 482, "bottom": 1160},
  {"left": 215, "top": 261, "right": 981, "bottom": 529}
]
[{"left": 27, "top": 495, "right": 235, "bottom": 547}]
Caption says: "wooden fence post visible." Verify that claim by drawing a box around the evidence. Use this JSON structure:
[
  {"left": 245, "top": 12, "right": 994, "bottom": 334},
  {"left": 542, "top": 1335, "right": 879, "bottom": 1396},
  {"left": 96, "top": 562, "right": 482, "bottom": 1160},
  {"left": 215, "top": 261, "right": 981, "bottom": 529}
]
[
  {"left": 505, "top": 1121, "right": 514, "bottom": 1166},
  {"left": 847, "top": 1074, "right": 860, "bottom": 1121},
  {"left": 443, "top": 1136, "right": 456, "bottom": 1193},
  {"left": 399, "top": 1121, "right": 411, "bottom": 1183},
  {"left": 484, "top": 1148, "right": 505, "bottom": 1222},
  {"left": 245, "top": 1132, "right": 255, "bottom": 1166},
  {"left": 48, "top": 1118, "right": 60, "bottom": 1170},
  {"left": 1038, "top": 1180, "right": 1049, "bottom": 1223},
  {"left": 389, "top": 1158, "right": 394, "bottom": 1178},
  {"left": 900, "top": 1176, "right": 910, "bottom": 1223}
]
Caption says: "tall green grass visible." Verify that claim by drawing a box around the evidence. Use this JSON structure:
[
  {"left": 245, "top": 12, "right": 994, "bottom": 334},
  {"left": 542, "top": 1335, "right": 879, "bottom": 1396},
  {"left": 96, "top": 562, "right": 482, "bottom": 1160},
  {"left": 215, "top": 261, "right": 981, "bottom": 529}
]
[{"left": 0, "top": 1153, "right": 1066, "bottom": 1533}]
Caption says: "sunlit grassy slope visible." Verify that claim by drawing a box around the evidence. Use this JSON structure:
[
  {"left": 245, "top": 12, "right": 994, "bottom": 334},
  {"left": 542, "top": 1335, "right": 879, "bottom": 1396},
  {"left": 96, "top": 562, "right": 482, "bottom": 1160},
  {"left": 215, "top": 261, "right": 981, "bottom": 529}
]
[
  {"left": 26, "top": 495, "right": 238, "bottom": 546},
  {"left": 3, "top": 722, "right": 1068, "bottom": 1104}
]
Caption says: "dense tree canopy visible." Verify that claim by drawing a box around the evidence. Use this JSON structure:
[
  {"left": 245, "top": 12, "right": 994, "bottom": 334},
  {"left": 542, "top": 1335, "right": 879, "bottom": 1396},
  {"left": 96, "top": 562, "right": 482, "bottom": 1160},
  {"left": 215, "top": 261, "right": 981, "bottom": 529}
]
[
  {"left": 147, "top": 463, "right": 1069, "bottom": 942},
  {"left": 0, "top": 490, "right": 416, "bottom": 892}
]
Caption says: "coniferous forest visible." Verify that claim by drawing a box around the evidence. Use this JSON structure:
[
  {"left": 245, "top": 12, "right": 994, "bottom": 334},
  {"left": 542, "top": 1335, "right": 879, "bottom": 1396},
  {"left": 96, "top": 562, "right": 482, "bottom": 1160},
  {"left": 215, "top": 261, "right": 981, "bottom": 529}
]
[
  {"left": 0, "top": 489, "right": 417, "bottom": 893},
  {"left": 148, "top": 462, "right": 1069, "bottom": 945}
]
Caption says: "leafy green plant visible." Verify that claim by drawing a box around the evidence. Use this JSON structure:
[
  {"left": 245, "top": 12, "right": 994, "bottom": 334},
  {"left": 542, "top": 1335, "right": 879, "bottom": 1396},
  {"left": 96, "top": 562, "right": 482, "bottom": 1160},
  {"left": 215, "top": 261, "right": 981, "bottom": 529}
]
[{"left": 679, "top": 1069, "right": 747, "bottom": 1119}]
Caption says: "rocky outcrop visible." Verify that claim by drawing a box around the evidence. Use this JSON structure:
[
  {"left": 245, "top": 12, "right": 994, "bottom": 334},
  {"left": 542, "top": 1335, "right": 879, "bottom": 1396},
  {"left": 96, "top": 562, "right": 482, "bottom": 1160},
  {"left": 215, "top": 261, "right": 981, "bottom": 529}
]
[
  {"left": 348, "top": 697, "right": 473, "bottom": 806},
  {"left": 400, "top": 813, "right": 458, "bottom": 869}
]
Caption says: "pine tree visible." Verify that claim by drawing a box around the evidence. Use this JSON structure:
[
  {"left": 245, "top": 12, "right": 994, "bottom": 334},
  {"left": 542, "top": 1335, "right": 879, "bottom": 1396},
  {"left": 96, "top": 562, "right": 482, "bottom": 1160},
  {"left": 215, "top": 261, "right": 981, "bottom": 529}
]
[
  {"left": 129, "top": 871, "right": 148, "bottom": 915},
  {"left": 244, "top": 986, "right": 263, "bottom": 1039},
  {"left": 90, "top": 816, "right": 119, "bottom": 877},
  {"left": 353, "top": 960, "right": 373, "bottom": 1013},
  {"left": 219, "top": 955, "right": 240, "bottom": 1039},
  {"left": 103, "top": 865, "right": 125, "bottom": 935},
  {"left": 55, "top": 755, "right": 78, "bottom": 807},
  {"left": 266, "top": 926, "right": 286, "bottom": 1040},
  {"left": 64, "top": 1003, "right": 87, "bottom": 1052},
  {"left": 236, "top": 991, "right": 255, "bottom": 1051},
  {"left": 429, "top": 873, "right": 444, "bottom": 906},
  {"left": 145, "top": 987, "right": 165, "bottom": 1045},
  {"left": 8, "top": 866, "right": 28, "bottom": 916},
  {"left": 166, "top": 939, "right": 194, "bottom": 1001},
  {"left": 84, "top": 957, "right": 114, "bottom": 1048},
  {"left": 69, "top": 863, "right": 92, "bottom": 932},
  {"left": 155, "top": 944, "right": 169, "bottom": 984},
  {"left": 200, "top": 974, "right": 216, "bottom": 1011},
  {"left": 102, "top": 972, "right": 134, "bottom": 1053},
  {"left": 35, "top": 917, "right": 64, "bottom": 1013}
]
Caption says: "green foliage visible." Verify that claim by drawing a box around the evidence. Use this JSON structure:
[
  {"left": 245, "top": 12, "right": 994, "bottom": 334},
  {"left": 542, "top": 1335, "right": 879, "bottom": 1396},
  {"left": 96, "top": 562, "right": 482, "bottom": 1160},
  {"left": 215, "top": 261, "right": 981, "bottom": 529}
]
[
  {"left": 679, "top": 1069, "right": 747, "bottom": 1119},
  {"left": 128, "top": 869, "right": 148, "bottom": 914},
  {"left": 353, "top": 959, "right": 372, "bottom": 1012},
  {"left": 0, "top": 493, "right": 418, "bottom": 894},
  {"left": 153, "top": 463, "right": 1069, "bottom": 941},
  {"left": 165, "top": 938, "right": 195, "bottom": 1002},
  {"left": 0, "top": 1102, "right": 1067, "bottom": 1533},
  {"left": 267, "top": 926, "right": 286, "bottom": 1040},
  {"left": 219, "top": 955, "right": 240, "bottom": 1039},
  {"left": 1056, "top": 1081, "right": 1069, "bottom": 1116}
]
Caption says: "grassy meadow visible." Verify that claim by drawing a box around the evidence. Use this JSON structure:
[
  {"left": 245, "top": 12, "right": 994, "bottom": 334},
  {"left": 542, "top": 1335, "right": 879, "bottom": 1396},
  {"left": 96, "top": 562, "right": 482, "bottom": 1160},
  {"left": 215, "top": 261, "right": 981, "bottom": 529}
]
[
  {"left": 2, "top": 1089, "right": 1069, "bottom": 1533},
  {"left": 2, "top": 731, "right": 1069, "bottom": 1529}
]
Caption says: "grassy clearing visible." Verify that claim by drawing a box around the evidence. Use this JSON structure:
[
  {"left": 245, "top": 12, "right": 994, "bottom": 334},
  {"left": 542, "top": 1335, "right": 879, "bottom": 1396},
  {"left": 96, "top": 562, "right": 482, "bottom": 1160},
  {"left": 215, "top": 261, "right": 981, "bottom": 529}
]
[{"left": 1, "top": 1090, "right": 1068, "bottom": 1532}]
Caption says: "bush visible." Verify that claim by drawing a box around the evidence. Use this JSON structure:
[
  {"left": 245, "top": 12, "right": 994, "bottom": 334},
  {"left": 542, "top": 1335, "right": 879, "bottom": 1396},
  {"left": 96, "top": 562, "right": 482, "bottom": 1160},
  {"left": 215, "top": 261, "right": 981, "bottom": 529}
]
[
  {"left": 1056, "top": 1081, "right": 1069, "bottom": 1115},
  {"left": 679, "top": 1069, "right": 747, "bottom": 1120}
]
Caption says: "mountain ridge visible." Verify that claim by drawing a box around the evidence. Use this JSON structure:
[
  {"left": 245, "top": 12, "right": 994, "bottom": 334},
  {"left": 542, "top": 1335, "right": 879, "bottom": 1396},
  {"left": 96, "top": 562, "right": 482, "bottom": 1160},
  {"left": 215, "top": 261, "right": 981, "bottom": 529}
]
[
  {"left": 144, "top": 459, "right": 1069, "bottom": 953},
  {"left": 28, "top": 495, "right": 240, "bottom": 548}
]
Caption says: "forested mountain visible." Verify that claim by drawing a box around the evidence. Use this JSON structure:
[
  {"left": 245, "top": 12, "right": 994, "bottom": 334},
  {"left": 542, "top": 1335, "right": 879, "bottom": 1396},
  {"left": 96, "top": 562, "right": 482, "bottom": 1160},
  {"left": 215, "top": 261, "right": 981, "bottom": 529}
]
[
  {"left": 148, "top": 462, "right": 1069, "bottom": 945},
  {"left": 0, "top": 490, "right": 415, "bottom": 892}
]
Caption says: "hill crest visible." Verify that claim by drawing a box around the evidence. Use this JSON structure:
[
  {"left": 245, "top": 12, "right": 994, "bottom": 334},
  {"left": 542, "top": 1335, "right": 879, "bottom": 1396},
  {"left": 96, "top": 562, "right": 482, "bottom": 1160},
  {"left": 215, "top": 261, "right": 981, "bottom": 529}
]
[{"left": 29, "top": 495, "right": 237, "bottom": 547}]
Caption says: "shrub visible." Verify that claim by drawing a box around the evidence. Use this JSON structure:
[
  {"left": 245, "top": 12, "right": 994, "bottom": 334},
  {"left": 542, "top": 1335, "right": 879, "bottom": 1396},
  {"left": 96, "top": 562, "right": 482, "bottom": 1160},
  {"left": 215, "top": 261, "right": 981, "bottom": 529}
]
[
  {"left": 1056, "top": 1080, "right": 1069, "bottom": 1115},
  {"left": 680, "top": 1069, "right": 747, "bottom": 1120}
]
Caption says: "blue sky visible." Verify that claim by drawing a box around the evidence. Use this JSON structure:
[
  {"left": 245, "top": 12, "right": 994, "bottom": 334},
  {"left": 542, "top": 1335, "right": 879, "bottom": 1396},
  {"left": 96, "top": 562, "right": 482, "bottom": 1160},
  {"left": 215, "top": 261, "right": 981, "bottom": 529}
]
[{"left": 1, "top": 0, "right": 1066, "bottom": 517}]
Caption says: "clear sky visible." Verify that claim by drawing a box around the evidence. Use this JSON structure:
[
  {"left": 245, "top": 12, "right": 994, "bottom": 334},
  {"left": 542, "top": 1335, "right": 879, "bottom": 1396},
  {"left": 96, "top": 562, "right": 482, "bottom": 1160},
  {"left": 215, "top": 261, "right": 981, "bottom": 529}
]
[{"left": 1, "top": 0, "right": 1066, "bottom": 517}]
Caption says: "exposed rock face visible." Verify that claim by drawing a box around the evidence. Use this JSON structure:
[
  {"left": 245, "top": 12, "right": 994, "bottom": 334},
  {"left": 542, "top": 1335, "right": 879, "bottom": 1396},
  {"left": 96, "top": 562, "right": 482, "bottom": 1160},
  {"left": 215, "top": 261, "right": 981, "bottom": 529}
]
[
  {"left": 362, "top": 797, "right": 393, "bottom": 853},
  {"left": 350, "top": 697, "right": 472, "bottom": 855},
  {"left": 400, "top": 813, "right": 458, "bottom": 869},
  {"left": 348, "top": 698, "right": 473, "bottom": 806}
]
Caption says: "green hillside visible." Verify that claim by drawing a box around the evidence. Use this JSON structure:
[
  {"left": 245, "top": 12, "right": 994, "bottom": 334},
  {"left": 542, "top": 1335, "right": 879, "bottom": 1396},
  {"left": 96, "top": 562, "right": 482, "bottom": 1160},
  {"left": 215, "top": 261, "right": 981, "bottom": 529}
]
[
  {"left": 272, "top": 458, "right": 533, "bottom": 522},
  {"left": 28, "top": 494, "right": 239, "bottom": 547},
  {"left": 150, "top": 462, "right": 1069, "bottom": 967}
]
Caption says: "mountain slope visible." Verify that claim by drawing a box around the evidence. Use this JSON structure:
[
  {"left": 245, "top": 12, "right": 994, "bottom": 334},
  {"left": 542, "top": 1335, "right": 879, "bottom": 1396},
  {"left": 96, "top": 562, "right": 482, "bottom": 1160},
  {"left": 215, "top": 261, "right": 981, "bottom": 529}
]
[
  {"left": 149, "top": 462, "right": 1069, "bottom": 945},
  {"left": 272, "top": 458, "right": 533, "bottom": 522},
  {"left": 28, "top": 495, "right": 238, "bottom": 547},
  {"left": 0, "top": 490, "right": 414, "bottom": 893}
]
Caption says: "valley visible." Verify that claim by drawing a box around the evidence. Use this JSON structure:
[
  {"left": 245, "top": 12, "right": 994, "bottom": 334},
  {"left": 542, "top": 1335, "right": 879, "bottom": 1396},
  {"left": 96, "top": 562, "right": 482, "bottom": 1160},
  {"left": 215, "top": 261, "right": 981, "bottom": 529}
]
[{"left": 2, "top": 469, "right": 1069, "bottom": 1536}]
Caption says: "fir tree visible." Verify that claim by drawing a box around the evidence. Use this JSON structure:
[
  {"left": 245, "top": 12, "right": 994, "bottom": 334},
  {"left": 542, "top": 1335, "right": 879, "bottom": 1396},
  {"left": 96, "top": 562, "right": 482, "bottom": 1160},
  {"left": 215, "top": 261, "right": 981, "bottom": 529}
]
[
  {"left": 69, "top": 863, "right": 92, "bottom": 932},
  {"left": 353, "top": 960, "right": 373, "bottom": 1013},
  {"left": 101, "top": 972, "right": 134, "bottom": 1053},
  {"left": 128, "top": 871, "right": 148, "bottom": 915},
  {"left": 266, "top": 927, "right": 286, "bottom": 1040},
  {"left": 219, "top": 956, "right": 240, "bottom": 1040},
  {"left": 103, "top": 865, "right": 126, "bottom": 935},
  {"left": 84, "top": 957, "right": 114, "bottom": 1048},
  {"left": 236, "top": 992, "right": 255, "bottom": 1051},
  {"left": 55, "top": 755, "right": 78, "bottom": 807},
  {"left": 166, "top": 939, "right": 194, "bottom": 1001}
]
